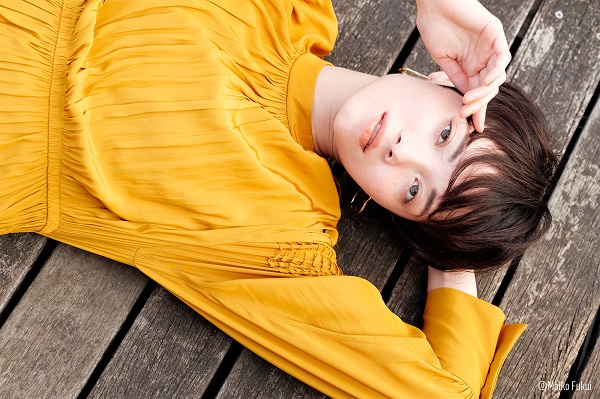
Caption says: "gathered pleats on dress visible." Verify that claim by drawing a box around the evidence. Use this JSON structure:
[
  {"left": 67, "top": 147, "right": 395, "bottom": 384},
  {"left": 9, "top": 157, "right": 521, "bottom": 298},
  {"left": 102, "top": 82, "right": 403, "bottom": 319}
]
[{"left": 0, "top": 0, "right": 83, "bottom": 233}]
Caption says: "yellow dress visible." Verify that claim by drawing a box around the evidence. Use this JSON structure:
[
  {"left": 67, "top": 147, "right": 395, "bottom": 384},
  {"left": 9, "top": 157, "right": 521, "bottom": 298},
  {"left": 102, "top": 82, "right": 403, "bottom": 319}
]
[{"left": 0, "top": 0, "right": 525, "bottom": 397}]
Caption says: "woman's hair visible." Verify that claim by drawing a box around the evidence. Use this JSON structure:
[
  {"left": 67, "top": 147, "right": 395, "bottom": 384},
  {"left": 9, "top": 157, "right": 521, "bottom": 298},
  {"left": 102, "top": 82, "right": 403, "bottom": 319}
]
[{"left": 394, "top": 82, "right": 559, "bottom": 271}]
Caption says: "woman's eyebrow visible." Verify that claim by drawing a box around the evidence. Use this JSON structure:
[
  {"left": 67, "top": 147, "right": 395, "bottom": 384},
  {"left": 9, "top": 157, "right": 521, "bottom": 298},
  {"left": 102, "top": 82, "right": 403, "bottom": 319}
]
[
  {"left": 438, "top": 83, "right": 471, "bottom": 162},
  {"left": 449, "top": 126, "right": 470, "bottom": 162},
  {"left": 419, "top": 188, "right": 437, "bottom": 217}
]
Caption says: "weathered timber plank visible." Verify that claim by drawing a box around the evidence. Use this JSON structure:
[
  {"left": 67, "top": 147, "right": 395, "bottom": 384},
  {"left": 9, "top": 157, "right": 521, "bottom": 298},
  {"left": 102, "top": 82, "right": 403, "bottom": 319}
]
[
  {"left": 326, "top": 0, "right": 417, "bottom": 75},
  {"left": 492, "top": 87, "right": 600, "bottom": 398},
  {"left": 386, "top": 256, "right": 428, "bottom": 329},
  {"left": 404, "top": 0, "right": 538, "bottom": 73},
  {"left": 0, "top": 244, "right": 148, "bottom": 399},
  {"left": 572, "top": 321, "right": 600, "bottom": 398},
  {"left": 0, "top": 233, "right": 46, "bottom": 316},
  {"left": 509, "top": 0, "right": 600, "bottom": 154},
  {"left": 217, "top": 350, "right": 324, "bottom": 399},
  {"left": 87, "top": 286, "right": 231, "bottom": 399}
]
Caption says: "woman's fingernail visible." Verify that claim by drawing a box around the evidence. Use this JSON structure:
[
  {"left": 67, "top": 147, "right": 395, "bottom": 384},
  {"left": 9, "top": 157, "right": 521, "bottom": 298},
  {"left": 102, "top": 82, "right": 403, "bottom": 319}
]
[{"left": 485, "top": 75, "right": 498, "bottom": 85}]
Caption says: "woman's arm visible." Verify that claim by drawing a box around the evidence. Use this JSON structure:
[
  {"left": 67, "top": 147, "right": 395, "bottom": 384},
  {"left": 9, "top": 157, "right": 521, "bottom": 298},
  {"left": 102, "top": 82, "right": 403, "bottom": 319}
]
[
  {"left": 427, "top": 265, "right": 478, "bottom": 298},
  {"left": 132, "top": 242, "right": 524, "bottom": 399}
]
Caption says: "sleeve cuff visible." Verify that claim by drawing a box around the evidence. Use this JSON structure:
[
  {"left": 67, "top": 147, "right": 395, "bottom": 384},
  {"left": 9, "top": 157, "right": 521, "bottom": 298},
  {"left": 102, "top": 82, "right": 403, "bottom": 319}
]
[
  {"left": 481, "top": 322, "right": 527, "bottom": 398},
  {"left": 422, "top": 288, "right": 526, "bottom": 396}
]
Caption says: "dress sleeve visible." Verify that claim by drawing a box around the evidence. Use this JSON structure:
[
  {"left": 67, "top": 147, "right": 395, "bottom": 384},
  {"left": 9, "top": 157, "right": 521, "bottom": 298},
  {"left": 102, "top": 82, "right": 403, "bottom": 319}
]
[
  {"left": 133, "top": 244, "right": 524, "bottom": 399},
  {"left": 423, "top": 289, "right": 526, "bottom": 399}
]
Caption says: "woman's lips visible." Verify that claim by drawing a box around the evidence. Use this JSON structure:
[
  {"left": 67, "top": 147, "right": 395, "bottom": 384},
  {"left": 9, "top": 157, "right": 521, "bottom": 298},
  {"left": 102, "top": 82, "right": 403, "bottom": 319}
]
[{"left": 360, "top": 112, "right": 387, "bottom": 152}]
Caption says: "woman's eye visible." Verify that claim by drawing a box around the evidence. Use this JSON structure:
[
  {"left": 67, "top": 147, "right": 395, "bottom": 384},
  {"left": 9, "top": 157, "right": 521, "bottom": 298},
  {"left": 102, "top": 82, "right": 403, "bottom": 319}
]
[
  {"left": 407, "top": 180, "right": 419, "bottom": 202},
  {"left": 437, "top": 124, "right": 452, "bottom": 144}
]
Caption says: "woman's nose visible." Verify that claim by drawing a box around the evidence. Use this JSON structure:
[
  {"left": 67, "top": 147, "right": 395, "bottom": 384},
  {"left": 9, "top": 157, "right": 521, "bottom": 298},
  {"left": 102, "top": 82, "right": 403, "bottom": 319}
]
[{"left": 385, "top": 140, "right": 422, "bottom": 165}]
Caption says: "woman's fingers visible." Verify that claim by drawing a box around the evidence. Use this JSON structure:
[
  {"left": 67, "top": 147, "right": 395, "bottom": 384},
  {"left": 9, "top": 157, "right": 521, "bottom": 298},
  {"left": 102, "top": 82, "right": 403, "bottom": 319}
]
[
  {"left": 462, "top": 86, "right": 499, "bottom": 116},
  {"left": 463, "top": 73, "right": 505, "bottom": 105},
  {"left": 483, "top": 52, "right": 510, "bottom": 86},
  {"left": 471, "top": 105, "right": 487, "bottom": 133},
  {"left": 428, "top": 70, "right": 452, "bottom": 84},
  {"left": 485, "top": 60, "right": 510, "bottom": 86},
  {"left": 437, "top": 58, "right": 471, "bottom": 95},
  {"left": 481, "top": 18, "right": 511, "bottom": 84},
  {"left": 461, "top": 87, "right": 499, "bottom": 131}
]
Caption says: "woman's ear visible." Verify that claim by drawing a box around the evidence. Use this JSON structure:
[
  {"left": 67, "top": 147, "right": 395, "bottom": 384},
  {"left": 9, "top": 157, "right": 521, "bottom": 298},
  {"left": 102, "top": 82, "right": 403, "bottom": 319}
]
[{"left": 428, "top": 71, "right": 454, "bottom": 86}]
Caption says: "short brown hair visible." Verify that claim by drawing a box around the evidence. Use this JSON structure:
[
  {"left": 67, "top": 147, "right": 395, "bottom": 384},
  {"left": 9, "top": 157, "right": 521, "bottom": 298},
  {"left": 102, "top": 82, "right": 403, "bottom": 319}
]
[{"left": 394, "top": 82, "right": 559, "bottom": 271}]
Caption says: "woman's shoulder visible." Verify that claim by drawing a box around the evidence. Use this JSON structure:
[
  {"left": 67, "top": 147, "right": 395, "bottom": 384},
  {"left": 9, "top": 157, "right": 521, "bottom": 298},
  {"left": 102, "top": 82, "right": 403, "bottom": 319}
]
[{"left": 204, "top": 0, "right": 337, "bottom": 60}]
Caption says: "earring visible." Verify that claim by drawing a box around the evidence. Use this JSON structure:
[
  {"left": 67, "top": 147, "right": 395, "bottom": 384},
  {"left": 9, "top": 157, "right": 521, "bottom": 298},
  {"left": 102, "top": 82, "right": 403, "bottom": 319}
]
[
  {"left": 398, "top": 67, "right": 431, "bottom": 81},
  {"left": 350, "top": 190, "right": 372, "bottom": 214}
]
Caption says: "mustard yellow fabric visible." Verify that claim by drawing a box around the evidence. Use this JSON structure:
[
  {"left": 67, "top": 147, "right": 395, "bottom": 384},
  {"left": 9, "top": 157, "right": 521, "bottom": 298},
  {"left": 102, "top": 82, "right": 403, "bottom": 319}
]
[{"left": 0, "top": 0, "right": 525, "bottom": 397}]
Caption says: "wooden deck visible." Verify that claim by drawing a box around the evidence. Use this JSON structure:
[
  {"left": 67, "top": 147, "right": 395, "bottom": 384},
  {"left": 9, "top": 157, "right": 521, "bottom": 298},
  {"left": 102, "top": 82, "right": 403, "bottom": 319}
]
[{"left": 1, "top": 0, "right": 599, "bottom": 397}]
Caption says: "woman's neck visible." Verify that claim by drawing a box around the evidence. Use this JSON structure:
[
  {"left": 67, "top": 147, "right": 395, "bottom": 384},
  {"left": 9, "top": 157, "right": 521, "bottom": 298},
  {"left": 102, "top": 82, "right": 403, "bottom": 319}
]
[{"left": 311, "top": 66, "right": 378, "bottom": 162}]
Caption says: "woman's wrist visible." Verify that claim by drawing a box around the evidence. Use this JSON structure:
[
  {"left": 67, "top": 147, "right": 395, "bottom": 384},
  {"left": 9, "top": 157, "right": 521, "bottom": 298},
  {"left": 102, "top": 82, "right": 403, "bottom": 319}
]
[{"left": 427, "top": 266, "right": 478, "bottom": 298}]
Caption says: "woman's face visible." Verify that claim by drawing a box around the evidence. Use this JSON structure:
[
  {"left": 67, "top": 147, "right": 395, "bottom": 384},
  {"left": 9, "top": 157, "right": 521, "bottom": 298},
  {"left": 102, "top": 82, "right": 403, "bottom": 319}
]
[{"left": 333, "top": 74, "right": 475, "bottom": 221}]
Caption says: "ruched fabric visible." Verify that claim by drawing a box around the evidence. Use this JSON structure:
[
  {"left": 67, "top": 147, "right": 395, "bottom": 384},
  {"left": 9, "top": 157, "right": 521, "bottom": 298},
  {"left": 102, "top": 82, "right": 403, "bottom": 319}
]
[
  {"left": 1, "top": 0, "right": 525, "bottom": 397},
  {"left": 0, "top": 0, "right": 83, "bottom": 233}
]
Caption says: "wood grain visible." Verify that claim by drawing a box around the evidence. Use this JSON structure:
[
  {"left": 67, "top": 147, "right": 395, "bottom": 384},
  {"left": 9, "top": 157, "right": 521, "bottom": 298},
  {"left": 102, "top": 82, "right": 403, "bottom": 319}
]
[
  {"left": 386, "top": 256, "right": 428, "bottom": 329},
  {"left": 492, "top": 88, "right": 600, "bottom": 398},
  {"left": 0, "top": 233, "right": 46, "bottom": 316},
  {"left": 0, "top": 244, "right": 148, "bottom": 399},
  {"left": 88, "top": 286, "right": 232, "bottom": 399},
  {"left": 326, "top": 0, "right": 417, "bottom": 75},
  {"left": 509, "top": 0, "right": 600, "bottom": 154},
  {"left": 217, "top": 350, "right": 325, "bottom": 399},
  {"left": 572, "top": 321, "right": 600, "bottom": 398}
]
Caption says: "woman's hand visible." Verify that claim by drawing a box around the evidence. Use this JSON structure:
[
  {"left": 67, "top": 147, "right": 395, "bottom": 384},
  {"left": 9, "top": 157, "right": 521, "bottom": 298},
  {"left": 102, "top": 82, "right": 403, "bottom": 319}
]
[
  {"left": 427, "top": 266, "right": 478, "bottom": 298},
  {"left": 416, "top": 0, "right": 510, "bottom": 132}
]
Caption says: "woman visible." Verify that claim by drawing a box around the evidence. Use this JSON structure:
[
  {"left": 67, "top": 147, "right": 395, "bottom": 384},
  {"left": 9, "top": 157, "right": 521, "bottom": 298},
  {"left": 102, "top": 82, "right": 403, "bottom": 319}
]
[{"left": 0, "top": 0, "right": 556, "bottom": 397}]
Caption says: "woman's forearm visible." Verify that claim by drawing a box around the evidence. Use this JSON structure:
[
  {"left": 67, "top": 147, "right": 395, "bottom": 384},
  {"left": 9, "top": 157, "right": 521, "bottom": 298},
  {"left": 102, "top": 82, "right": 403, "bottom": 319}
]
[{"left": 427, "top": 266, "right": 478, "bottom": 298}]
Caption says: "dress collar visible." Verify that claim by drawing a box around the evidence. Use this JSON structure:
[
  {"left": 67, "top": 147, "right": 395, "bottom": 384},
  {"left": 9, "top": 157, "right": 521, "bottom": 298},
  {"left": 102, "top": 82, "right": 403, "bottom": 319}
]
[{"left": 287, "top": 53, "right": 332, "bottom": 151}]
